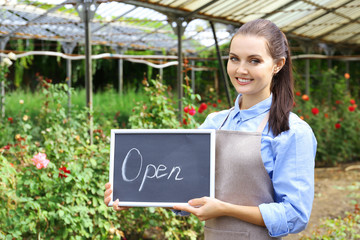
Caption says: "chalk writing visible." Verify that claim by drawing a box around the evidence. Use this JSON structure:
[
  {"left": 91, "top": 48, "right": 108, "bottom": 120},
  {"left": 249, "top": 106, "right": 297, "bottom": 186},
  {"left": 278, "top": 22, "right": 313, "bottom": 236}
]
[{"left": 121, "top": 148, "right": 184, "bottom": 191}]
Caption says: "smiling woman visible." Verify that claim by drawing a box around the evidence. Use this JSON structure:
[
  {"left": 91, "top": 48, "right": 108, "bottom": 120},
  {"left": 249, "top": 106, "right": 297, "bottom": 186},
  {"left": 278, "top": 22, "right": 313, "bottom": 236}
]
[{"left": 105, "top": 19, "right": 317, "bottom": 240}]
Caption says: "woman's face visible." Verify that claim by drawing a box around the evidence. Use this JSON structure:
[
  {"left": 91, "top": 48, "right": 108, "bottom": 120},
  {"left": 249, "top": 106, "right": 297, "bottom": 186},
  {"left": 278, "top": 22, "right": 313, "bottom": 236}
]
[{"left": 227, "top": 34, "right": 280, "bottom": 103}]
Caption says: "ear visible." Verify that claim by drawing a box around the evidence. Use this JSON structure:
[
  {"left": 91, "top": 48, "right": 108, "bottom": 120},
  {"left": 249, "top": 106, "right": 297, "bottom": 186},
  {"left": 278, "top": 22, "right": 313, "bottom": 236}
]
[{"left": 273, "top": 57, "right": 286, "bottom": 74}]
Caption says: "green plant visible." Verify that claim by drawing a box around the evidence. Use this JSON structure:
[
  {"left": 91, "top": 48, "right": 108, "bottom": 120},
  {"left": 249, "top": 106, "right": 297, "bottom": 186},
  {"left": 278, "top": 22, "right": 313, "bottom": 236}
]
[
  {"left": 301, "top": 204, "right": 360, "bottom": 240},
  {"left": 293, "top": 69, "right": 360, "bottom": 166},
  {"left": 0, "top": 78, "right": 206, "bottom": 239}
]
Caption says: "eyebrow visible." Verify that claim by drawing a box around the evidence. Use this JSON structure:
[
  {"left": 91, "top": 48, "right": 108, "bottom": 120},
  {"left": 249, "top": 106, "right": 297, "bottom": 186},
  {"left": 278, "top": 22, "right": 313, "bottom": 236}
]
[{"left": 229, "top": 52, "right": 263, "bottom": 59}]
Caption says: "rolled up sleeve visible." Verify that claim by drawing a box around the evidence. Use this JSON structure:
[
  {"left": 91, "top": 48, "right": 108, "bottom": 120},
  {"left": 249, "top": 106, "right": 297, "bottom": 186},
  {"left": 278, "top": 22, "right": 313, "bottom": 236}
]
[{"left": 259, "top": 121, "right": 317, "bottom": 237}]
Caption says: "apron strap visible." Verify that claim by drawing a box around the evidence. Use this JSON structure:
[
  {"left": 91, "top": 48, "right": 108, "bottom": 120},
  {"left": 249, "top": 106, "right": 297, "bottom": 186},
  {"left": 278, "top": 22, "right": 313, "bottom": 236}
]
[
  {"left": 218, "top": 107, "right": 234, "bottom": 130},
  {"left": 256, "top": 112, "right": 270, "bottom": 133}
]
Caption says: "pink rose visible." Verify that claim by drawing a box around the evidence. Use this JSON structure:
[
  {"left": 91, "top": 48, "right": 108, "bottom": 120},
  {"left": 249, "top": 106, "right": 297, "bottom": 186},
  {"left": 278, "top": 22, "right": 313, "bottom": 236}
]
[{"left": 32, "top": 153, "right": 50, "bottom": 169}]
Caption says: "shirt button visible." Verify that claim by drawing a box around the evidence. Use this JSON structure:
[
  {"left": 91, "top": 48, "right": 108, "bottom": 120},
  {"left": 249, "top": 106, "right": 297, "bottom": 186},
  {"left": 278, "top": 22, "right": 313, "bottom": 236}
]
[{"left": 288, "top": 222, "right": 294, "bottom": 230}]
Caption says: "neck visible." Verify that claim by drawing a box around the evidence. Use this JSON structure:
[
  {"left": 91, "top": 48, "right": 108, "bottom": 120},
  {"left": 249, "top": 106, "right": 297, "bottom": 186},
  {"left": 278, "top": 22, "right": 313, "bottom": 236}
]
[{"left": 239, "top": 93, "right": 270, "bottom": 110}]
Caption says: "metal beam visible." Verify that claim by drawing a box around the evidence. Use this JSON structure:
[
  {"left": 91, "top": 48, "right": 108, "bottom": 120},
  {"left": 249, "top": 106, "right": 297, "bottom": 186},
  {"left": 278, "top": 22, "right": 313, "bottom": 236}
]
[
  {"left": 76, "top": 0, "right": 97, "bottom": 145},
  {"left": 123, "top": 0, "right": 242, "bottom": 26},
  {"left": 286, "top": 0, "right": 354, "bottom": 34},
  {"left": 2, "top": 1, "right": 71, "bottom": 38},
  {"left": 174, "top": 18, "right": 185, "bottom": 121},
  {"left": 91, "top": 5, "right": 137, "bottom": 33},
  {"left": 210, "top": 21, "right": 232, "bottom": 108},
  {"left": 313, "top": 14, "right": 360, "bottom": 41},
  {"left": 261, "top": 0, "right": 299, "bottom": 19},
  {"left": 184, "top": 0, "right": 219, "bottom": 19},
  {"left": 0, "top": 37, "right": 9, "bottom": 119},
  {"left": 125, "top": 24, "right": 170, "bottom": 47},
  {"left": 61, "top": 41, "right": 77, "bottom": 119}
]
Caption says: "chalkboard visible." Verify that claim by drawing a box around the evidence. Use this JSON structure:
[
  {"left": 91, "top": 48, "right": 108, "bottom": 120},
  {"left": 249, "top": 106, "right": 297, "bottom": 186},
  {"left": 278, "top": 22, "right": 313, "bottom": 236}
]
[{"left": 108, "top": 129, "right": 215, "bottom": 207}]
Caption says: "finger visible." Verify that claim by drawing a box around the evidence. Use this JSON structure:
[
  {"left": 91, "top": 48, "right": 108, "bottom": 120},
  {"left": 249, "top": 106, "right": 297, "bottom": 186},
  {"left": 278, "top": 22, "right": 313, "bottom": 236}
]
[
  {"left": 113, "top": 199, "right": 130, "bottom": 211},
  {"left": 113, "top": 199, "right": 120, "bottom": 211},
  {"left": 105, "top": 182, "right": 111, "bottom": 189},
  {"left": 104, "top": 196, "right": 111, "bottom": 206},
  {"left": 188, "top": 197, "right": 207, "bottom": 206},
  {"left": 173, "top": 205, "right": 197, "bottom": 215},
  {"left": 104, "top": 188, "right": 112, "bottom": 198}
]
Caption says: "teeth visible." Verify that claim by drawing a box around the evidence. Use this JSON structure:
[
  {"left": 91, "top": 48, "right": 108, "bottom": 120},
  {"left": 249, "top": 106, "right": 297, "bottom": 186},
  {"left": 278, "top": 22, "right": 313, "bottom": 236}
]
[{"left": 237, "top": 78, "right": 252, "bottom": 83}]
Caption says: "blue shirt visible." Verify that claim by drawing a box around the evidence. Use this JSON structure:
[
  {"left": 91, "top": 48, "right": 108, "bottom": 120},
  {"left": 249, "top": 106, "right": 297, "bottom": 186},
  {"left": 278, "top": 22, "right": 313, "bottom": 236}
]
[{"left": 199, "top": 94, "right": 317, "bottom": 237}]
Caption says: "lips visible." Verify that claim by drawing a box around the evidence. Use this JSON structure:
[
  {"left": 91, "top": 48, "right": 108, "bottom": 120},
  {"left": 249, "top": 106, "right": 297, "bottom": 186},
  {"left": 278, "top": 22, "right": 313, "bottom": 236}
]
[{"left": 235, "top": 77, "right": 253, "bottom": 84}]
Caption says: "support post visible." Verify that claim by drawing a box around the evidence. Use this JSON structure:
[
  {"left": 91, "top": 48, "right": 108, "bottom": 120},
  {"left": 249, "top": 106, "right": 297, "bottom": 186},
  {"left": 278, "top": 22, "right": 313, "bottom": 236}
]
[
  {"left": 159, "top": 59, "right": 163, "bottom": 82},
  {"left": 76, "top": 0, "right": 98, "bottom": 145},
  {"left": 61, "top": 41, "right": 77, "bottom": 119},
  {"left": 169, "top": 17, "right": 187, "bottom": 120},
  {"left": 319, "top": 43, "right": 336, "bottom": 104},
  {"left": 305, "top": 58, "right": 310, "bottom": 96},
  {"left": 0, "top": 37, "right": 9, "bottom": 119},
  {"left": 112, "top": 46, "right": 126, "bottom": 94},
  {"left": 210, "top": 21, "right": 232, "bottom": 107},
  {"left": 191, "top": 59, "right": 195, "bottom": 93},
  {"left": 299, "top": 41, "right": 313, "bottom": 96},
  {"left": 341, "top": 48, "right": 353, "bottom": 93},
  {"left": 345, "top": 61, "right": 350, "bottom": 91}
]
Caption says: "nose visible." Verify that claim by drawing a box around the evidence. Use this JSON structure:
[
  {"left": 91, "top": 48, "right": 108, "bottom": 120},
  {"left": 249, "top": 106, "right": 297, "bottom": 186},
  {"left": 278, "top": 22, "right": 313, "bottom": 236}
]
[{"left": 235, "top": 63, "right": 248, "bottom": 74}]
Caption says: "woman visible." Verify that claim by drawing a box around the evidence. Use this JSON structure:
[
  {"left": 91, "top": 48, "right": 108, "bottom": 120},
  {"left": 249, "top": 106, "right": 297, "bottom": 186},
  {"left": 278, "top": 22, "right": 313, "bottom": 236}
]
[{"left": 104, "top": 19, "right": 317, "bottom": 239}]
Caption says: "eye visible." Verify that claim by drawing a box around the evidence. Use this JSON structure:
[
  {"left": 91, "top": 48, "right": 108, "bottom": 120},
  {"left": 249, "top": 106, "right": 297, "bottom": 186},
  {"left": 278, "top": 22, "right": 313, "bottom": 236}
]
[
  {"left": 229, "top": 56, "right": 239, "bottom": 62},
  {"left": 250, "top": 58, "right": 260, "bottom": 64}
]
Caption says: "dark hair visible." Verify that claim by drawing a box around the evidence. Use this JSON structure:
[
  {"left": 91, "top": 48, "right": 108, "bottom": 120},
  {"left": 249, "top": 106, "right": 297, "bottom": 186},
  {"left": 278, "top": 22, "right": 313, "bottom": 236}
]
[{"left": 233, "top": 19, "right": 294, "bottom": 136}]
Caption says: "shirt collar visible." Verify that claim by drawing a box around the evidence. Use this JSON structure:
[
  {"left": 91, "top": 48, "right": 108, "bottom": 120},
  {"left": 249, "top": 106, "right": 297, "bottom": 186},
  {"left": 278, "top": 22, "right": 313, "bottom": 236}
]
[{"left": 232, "top": 94, "right": 272, "bottom": 121}]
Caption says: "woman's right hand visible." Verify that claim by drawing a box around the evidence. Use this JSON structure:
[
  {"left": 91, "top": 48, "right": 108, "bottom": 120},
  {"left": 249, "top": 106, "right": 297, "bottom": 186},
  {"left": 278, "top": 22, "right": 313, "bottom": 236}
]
[{"left": 104, "top": 182, "right": 131, "bottom": 211}]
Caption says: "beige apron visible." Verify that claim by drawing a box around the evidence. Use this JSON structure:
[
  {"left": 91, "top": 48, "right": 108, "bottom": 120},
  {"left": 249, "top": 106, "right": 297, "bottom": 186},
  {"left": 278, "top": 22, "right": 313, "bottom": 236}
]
[{"left": 204, "top": 111, "right": 281, "bottom": 240}]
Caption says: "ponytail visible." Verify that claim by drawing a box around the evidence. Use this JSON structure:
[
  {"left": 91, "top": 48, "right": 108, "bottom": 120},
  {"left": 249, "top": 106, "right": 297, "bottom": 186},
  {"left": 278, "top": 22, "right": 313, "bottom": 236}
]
[{"left": 269, "top": 39, "right": 294, "bottom": 136}]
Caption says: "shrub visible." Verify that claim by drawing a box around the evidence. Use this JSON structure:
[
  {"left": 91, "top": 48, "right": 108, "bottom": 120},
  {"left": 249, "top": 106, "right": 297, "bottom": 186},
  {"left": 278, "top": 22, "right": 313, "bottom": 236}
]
[
  {"left": 293, "top": 70, "right": 360, "bottom": 166},
  {"left": 0, "top": 78, "right": 205, "bottom": 239}
]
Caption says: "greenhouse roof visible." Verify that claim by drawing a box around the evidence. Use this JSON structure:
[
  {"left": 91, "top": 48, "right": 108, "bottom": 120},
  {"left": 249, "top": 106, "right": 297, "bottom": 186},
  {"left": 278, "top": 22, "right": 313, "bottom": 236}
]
[{"left": 0, "top": 0, "right": 360, "bottom": 54}]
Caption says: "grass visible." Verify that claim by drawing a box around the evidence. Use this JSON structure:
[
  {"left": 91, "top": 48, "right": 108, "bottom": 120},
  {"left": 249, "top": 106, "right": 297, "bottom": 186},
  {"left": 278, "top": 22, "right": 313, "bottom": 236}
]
[{"left": 4, "top": 88, "right": 147, "bottom": 128}]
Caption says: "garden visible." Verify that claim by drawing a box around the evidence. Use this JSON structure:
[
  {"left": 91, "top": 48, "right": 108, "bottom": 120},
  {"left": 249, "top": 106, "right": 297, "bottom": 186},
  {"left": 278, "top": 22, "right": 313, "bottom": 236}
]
[{"left": 0, "top": 47, "right": 359, "bottom": 239}]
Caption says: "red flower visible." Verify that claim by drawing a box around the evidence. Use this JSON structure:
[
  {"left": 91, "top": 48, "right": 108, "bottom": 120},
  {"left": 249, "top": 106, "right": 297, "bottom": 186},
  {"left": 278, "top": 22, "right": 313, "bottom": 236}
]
[
  {"left": 301, "top": 94, "right": 309, "bottom": 101},
  {"left": 295, "top": 91, "right": 301, "bottom": 96},
  {"left": 59, "top": 167, "right": 70, "bottom": 174},
  {"left": 7, "top": 117, "right": 13, "bottom": 123},
  {"left": 212, "top": 103, "right": 217, "bottom": 108},
  {"left": 217, "top": 99, "right": 222, "bottom": 103},
  {"left": 59, "top": 166, "right": 71, "bottom": 179},
  {"left": 335, "top": 123, "right": 341, "bottom": 129},
  {"left": 198, "top": 103, "right": 208, "bottom": 113},
  {"left": 59, "top": 173, "right": 67, "bottom": 179},
  {"left": 3, "top": 145, "right": 10, "bottom": 150},
  {"left": 348, "top": 105, "right": 355, "bottom": 112},
  {"left": 350, "top": 99, "right": 356, "bottom": 105},
  {"left": 182, "top": 118, "right": 188, "bottom": 125},
  {"left": 335, "top": 100, "right": 342, "bottom": 105},
  {"left": 311, "top": 107, "right": 319, "bottom": 115},
  {"left": 183, "top": 106, "right": 189, "bottom": 113},
  {"left": 188, "top": 107, "right": 196, "bottom": 116},
  {"left": 324, "top": 113, "right": 329, "bottom": 118}
]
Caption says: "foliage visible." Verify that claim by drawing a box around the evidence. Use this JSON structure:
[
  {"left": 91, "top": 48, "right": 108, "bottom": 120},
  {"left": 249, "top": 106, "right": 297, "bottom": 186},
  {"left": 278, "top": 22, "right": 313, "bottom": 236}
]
[
  {"left": 0, "top": 80, "right": 120, "bottom": 239},
  {"left": 0, "top": 78, "right": 208, "bottom": 239},
  {"left": 129, "top": 78, "right": 203, "bottom": 129},
  {"left": 301, "top": 204, "right": 360, "bottom": 240},
  {"left": 293, "top": 69, "right": 360, "bottom": 166}
]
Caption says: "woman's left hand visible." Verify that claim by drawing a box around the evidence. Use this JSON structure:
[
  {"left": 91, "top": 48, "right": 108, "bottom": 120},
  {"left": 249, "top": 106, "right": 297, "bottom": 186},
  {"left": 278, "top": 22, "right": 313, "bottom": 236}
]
[{"left": 173, "top": 197, "right": 226, "bottom": 221}]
